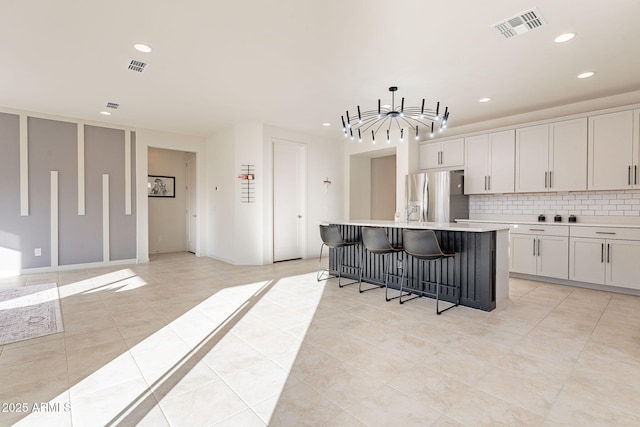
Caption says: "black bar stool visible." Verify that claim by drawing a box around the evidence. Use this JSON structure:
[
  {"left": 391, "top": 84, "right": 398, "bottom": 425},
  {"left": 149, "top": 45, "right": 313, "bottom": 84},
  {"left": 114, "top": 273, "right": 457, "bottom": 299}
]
[
  {"left": 400, "top": 229, "right": 460, "bottom": 315},
  {"left": 317, "top": 224, "right": 361, "bottom": 288},
  {"left": 359, "top": 227, "right": 404, "bottom": 297}
]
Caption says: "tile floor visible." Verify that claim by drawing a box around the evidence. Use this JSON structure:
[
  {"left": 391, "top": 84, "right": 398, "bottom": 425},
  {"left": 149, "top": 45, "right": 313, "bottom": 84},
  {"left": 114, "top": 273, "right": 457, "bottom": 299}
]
[{"left": 0, "top": 252, "right": 639, "bottom": 426}]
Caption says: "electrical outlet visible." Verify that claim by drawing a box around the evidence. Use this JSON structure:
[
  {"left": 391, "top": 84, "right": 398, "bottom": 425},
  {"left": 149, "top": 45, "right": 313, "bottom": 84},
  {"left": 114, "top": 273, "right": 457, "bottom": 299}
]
[{"left": 34, "top": 248, "right": 41, "bottom": 256}]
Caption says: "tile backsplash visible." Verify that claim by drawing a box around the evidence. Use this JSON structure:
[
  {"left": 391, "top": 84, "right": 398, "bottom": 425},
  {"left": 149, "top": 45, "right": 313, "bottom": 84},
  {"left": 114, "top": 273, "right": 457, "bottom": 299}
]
[{"left": 470, "top": 189, "right": 640, "bottom": 218}]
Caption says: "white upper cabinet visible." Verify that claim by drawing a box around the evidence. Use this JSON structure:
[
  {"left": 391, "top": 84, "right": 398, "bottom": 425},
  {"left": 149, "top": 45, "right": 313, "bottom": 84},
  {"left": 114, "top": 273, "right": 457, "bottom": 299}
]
[
  {"left": 587, "top": 109, "right": 638, "bottom": 190},
  {"left": 464, "top": 130, "right": 515, "bottom": 194},
  {"left": 515, "top": 118, "right": 587, "bottom": 193},
  {"left": 419, "top": 138, "right": 464, "bottom": 170}
]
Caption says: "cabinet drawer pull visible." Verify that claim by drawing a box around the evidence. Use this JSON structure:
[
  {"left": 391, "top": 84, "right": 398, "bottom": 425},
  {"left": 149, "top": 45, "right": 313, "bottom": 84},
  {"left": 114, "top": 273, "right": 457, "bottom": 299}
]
[
  {"left": 595, "top": 232, "right": 616, "bottom": 235},
  {"left": 529, "top": 228, "right": 545, "bottom": 231}
]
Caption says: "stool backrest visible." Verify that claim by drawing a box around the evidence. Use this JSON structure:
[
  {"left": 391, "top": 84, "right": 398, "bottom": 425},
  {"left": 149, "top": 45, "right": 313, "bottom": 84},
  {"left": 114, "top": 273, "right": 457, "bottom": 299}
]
[
  {"left": 319, "top": 224, "right": 345, "bottom": 247},
  {"left": 402, "top": 229, "right": 444, "bottom": 259},
  {"left": 361, "top": 227, "right": 392, "bottom": 251}
]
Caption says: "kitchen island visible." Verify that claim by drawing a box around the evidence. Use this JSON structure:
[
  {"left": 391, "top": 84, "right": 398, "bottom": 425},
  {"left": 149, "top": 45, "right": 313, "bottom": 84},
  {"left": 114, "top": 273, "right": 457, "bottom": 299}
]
[{"left": 322, "top": 220, "right": 510, "bottom": 311}]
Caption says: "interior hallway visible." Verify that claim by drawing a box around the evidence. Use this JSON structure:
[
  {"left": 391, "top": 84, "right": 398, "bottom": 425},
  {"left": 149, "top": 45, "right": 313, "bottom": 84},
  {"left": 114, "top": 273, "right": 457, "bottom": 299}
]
[{"left": 0, "top": 252, "right": 639, "bottom": 426}]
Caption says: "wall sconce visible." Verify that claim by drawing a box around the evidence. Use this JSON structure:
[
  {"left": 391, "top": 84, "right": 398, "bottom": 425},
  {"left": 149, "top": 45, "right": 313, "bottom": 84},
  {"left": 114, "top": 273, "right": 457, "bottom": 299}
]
[{"left": 323, "top": 177, "right": 332, "bottom": 193}]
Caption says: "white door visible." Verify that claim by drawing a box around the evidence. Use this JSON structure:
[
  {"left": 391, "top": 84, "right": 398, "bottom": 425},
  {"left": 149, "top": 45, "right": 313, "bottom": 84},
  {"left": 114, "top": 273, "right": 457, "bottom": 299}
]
[
  {"left": 510, "top": 234, "right": 537, "bottom": 275},
  {"left": 273, "top": 140, "right": 306, "bottom": 262},
  {"left": 488, "top": 130, "right": 516, "bottom": 193},
  {"left": 606, "top": 240, "right": 640, "bottom": 289},
  {"left": 537, "top": 235, "right": 569, "bottom": 279},
  {"left": 464, "top": 134, "right": 489, "bottom": 194},
  {"left": 515, "top": 124, "right": 549, "bottom": 193},
  {"left": 569, "top": 237, "right": 605, "bottom": 284},
  {"left": 587, "top": 110, "right": 634, "bottom": 190},
  {"left": 186, "top": 153, "right": 197, "bottom": 253},
  {"left": 549, "top": 118, "right": 588, "bottom": 192}
]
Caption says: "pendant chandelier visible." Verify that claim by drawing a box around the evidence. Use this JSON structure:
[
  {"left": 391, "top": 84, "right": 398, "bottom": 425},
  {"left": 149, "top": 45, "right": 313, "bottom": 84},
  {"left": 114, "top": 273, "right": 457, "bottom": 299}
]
[{"left": 342, "top": 86, "right": 450, "bottom": 143}]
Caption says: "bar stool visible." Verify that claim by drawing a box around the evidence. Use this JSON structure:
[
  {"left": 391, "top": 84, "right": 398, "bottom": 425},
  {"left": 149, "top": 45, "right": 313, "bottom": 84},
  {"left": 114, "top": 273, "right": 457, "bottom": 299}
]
[
  {"left": 400, "top": 229, "right": 460, "bottom": 315},
  {"left": 359, "top": 227, "right": 404, "bottom": 298},
  {"left": 317, "top": 224, "right": 361, "bottom": 288}
]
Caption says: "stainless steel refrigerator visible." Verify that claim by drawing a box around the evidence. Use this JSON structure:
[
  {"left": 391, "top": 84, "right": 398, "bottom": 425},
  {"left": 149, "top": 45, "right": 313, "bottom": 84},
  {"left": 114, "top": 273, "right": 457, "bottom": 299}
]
[{"left": 405, "top": 170, "right": 469, "bottom": 222}]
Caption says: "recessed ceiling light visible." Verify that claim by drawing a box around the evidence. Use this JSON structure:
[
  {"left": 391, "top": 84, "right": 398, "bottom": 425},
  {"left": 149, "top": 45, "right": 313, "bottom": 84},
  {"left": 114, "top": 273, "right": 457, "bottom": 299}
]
[
  {"left": 479, "top": 97, "right": 492, "bottom": 103},
  {"left": 134, "top": 43, "right": 152, "bottom": 53},
  {"left": 322, "top": 122, "right": 331, "bottom": 127},
  {"left": 577, "top": 71, "right": 595, "bottom": 79},
  {"left": 100, "top": 111, "right": 111, "bottom": 116},
  {"left": 554, "top": 33, "right": 576, "bottom": 43}
]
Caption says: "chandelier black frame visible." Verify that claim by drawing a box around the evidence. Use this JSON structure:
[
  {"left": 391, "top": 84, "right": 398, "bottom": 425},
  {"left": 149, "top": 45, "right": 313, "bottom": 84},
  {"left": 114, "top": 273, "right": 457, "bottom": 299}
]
[{"left": 342, "top": 86, "right": 450, "bottom": 143}]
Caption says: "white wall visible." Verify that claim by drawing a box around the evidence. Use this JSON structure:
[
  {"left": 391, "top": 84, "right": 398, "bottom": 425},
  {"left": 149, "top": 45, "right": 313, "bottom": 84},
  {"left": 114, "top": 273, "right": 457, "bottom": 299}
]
[
  {"left": 135, "top": 129, "right": 207, "bottom": 263},
  {"left": 206, "top": 126, "right": 236, "bottom": 263},
  {"left": 349, "top": 156, "right": 371, "bottom": 220},
  {"left": 147, "top": 147, "right": 187, "bottom": 254}
]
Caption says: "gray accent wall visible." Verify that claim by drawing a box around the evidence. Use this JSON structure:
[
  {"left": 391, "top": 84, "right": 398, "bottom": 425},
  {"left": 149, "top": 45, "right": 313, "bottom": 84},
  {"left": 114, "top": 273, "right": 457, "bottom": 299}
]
[
  {"left": 29, "top": 117, "right": 77, "bottom": 267},
  {"left": 0, "top": 113, "right": 137, "bottom": 272}
]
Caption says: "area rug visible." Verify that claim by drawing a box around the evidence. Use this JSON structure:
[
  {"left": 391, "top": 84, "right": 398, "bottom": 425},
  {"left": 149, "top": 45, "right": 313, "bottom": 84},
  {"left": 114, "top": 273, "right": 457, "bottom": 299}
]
[{"left": 0, "top": 283, "right": 64, "bottom": 345}]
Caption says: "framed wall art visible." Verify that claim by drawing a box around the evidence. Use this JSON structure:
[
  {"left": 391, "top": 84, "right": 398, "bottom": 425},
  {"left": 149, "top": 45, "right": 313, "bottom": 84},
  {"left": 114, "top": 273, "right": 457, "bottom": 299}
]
[{"left": 147, "top": 175, "right": 175, "bottom": 197}]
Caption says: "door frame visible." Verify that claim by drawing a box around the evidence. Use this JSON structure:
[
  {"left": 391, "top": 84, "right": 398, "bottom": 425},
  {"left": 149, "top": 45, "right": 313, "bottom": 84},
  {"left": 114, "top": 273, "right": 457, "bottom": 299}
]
[
  {"left": 272, "top": 139, "right": 307, "bottom": 262},
  {"left": 186, "top": 152, "right": 197, "bottom": 254}
]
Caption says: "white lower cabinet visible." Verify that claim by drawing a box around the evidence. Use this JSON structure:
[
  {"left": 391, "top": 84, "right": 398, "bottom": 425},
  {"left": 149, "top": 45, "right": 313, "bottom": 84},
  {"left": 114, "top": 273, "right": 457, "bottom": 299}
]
[
  {"left": 569, "top": 227, "right": 640, "bottom": 290},
  {"left": 510, "top": 226, "right": 568, "bottom": 279}
]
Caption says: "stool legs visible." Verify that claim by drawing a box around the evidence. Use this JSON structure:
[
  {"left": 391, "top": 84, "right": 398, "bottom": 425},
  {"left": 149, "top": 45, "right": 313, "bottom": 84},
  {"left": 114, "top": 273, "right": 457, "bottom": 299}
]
[{"left": 399, "top": 255, "right": 460, "bottom": 314}]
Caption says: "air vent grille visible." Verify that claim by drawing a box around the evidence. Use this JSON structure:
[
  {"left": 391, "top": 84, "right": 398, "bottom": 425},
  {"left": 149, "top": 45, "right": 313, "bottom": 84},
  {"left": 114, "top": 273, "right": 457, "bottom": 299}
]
[
  {"left": 491, "top": 7, "right": 547, "bottom": 39},
  {"left": 127, "top": 59, "right": 148, "bottom": 73},
  {"left": 106, "top": 102, "right": 119, "bottom": 109}
]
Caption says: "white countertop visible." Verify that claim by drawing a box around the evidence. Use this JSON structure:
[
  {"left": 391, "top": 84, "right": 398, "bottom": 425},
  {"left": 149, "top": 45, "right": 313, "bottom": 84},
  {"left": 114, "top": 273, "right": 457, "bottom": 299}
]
[
  {"left": 456, "top": 219, "right": 640, "bottom": 229},
  {"left": 322, "top": 219, "right": 509, "bottom": 233}
]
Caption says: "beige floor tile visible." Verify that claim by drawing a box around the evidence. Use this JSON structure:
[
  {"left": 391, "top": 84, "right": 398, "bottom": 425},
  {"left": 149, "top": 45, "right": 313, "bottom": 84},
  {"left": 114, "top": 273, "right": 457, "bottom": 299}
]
[
  {"left": 213, "top": 409, "right": 267, "bottom": 427},
  {"left": 476, "top": 369, "right": 562, "bottom": 417},
  {"left": 221, "top": 358, "right": 298, "bottom": 406},
  {"left": 345, "top": 384, "right": 442, "bottom": 426},
  {"left": 254, "top": 381, "right": 342, "bottom": 426},
  {"left": 159, "top": 379, "right": 248, "bottom": 427},
  {"left": 547, "top": 386, "right": 640, "bottom": 426},
  {"left": 0, "top": 335, "right": 66, "bottom": 367},
  {"left": 445, "top": 389, "right": 544, "bottom": 426}
]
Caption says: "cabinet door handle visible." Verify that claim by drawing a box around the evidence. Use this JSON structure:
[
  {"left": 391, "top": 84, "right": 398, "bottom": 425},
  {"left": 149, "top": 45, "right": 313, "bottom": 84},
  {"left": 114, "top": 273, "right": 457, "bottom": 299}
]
[
  {"left": 635, "top": 165, "right": 637, "bottom": 185},
  {"left": 629, "top": 166, "right": 632, "bottom": 185},
  {"left": 488, "top": 175, "right": 491, "bottom": 191},
  {"left": 533, "top": 239, "right": 536, "bottom": 256},
  {"left": 544, "top": 171, "right": 548, "bottom": 188},
  {"left": 484, "top": 176, "right": 487, "bottom": 191},
  {"left": 549, "top": 171, "right": 552, "bottom": 188},
  {"left": 537, "top": 239, "right": 541, "bottom": 256},
  {"left": 601, "top": 243, "right": 604, "bottom": 263},
  {"left": 440, "top": 151, "right": 443, "bottom": 165},
  {"left": 607, "top": 243, "right": 610, "bottom": 263}
]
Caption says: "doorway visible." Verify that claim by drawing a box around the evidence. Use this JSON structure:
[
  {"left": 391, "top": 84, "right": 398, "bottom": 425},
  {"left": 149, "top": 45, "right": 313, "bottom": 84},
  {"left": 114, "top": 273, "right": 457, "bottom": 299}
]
[
  {"left": 147, "top": 147, "right": 197, "bottom": 254},
  {"left": 273, "top": 140, "right": 307, "bottom": 262}
]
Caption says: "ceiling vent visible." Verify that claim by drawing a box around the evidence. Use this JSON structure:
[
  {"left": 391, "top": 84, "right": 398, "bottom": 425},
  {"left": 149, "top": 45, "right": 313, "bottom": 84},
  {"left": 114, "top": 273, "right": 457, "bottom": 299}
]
[
  {"left": 106, "top": 102, "right": 119, "bottom": 109},
  {"left": 491, "top": 7, "right": 547, "bottom": 39},
  {"left": 127, "top": 58, "right": 148, "bottom": 73}
]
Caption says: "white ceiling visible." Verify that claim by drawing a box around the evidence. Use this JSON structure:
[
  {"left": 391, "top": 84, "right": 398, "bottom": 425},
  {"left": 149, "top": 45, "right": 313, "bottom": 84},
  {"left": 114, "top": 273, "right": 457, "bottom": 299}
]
[{"left": 2, "top": 1, "right": 640, "bottom": 139}]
